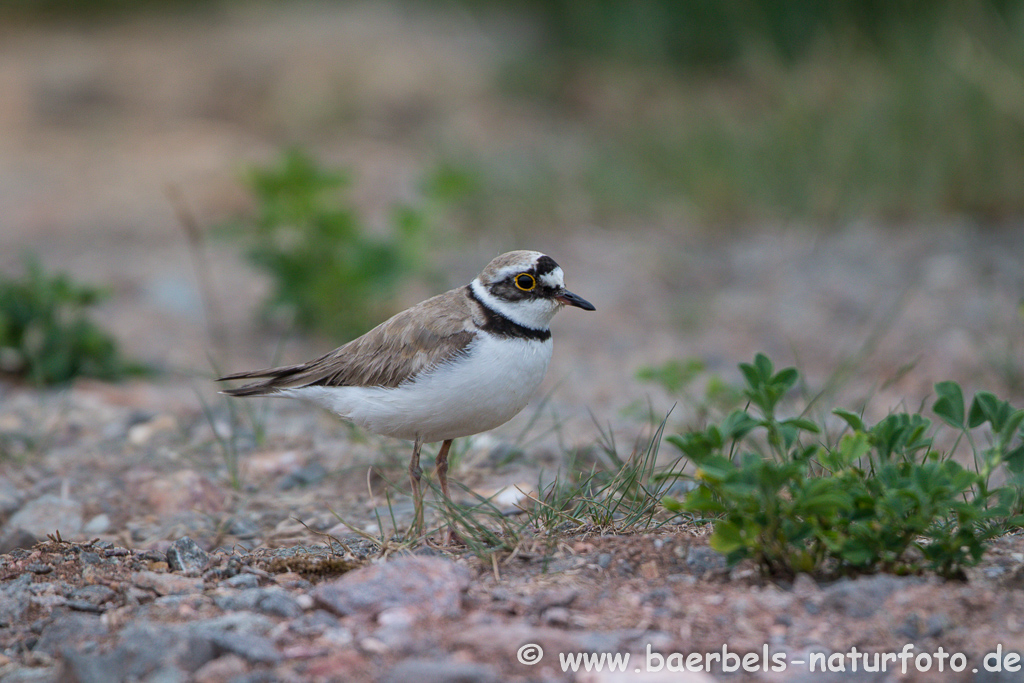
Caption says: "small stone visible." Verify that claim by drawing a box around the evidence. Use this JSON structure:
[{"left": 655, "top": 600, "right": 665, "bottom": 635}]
[
  {"left": 69, "top": 584, "right": 117, "bottom": 609},
  {"left": 127, "top": 414, "right": 178, "bottom": 446},
  {"left": 224, "top": 573, "right": 261, "bottom": 590},
  {"left": 130, "top": 469, "right": 226, "bottom": 516},
  {"left": 685, "top": 545, "right": 727, "bottom": 575},
  {"left": 542, "top": 607, "right": 570, "bottom": 626},
  {"left": 226, "top": 517, "right": 261, "bottom": 540},
  {"left": 289, "top": 610, "right": 341, "bottom": 637},
  {"left": 192, "top": 654, "right": 248, "bottom": 683},
  {"left": 0, "top": 573, "right": 33, "bottom": 627},
  {"left": 278, "top": 462, "right": 328, "bottom": 490},
  {"left": 166, "top": 537, "right": 211, "bottom": 575},
  {"left": 0, "top": 527, "right": 40, "bottom": 554},
  {"left": 820, "top": 575, "right": 922, "bottom": 619},
  {"left": 35, "top": 612, "right": 108, "bottom": 656},
  {"left": 79, "top": 551, "right": 101, "bottom": 565},
  {"left": 0, "top": 476, "right": 23, "bottom": 516},
  {"left": 132, "top": 571, "right": 204, "bottom": 596},
  {"left": 597, "top": 553, "right": 613, "bottom": 569},
  {"left": 5, "top": 494, "right": 83, "bottom": 539},
  {"left": 381, "top": 658, "right": 500, "bottom": 683},
  {"left": 214, "top": 587, "right": 303, "bottom": 618},
  {"left": 312, "top": 556, "right": 471, "bottom": 619},
  {"left": 83, "top": 514, "right": 111, "bottom": 535},
  {"left": 210, "top": 631, "right": 281, "bottom": 664}
]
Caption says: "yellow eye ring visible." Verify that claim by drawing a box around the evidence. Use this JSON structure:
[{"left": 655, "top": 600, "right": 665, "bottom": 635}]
[{"left": 514, "top": 273, "right": 536, "bottom": 291}]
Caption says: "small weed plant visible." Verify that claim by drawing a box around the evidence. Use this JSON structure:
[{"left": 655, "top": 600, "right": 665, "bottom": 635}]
[
  {"left": 234, "top": 149, "right": 439, "bottom": 339},
  {"left": 0, "top": 257, "right": 138, "bottom": 386},
  {"left": 662, "top": 354, "right": 1024, "bottom": 579}
]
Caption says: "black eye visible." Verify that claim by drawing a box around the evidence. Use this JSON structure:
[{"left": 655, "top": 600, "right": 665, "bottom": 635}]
[{"left": 514, "top": 273, "right": 536, "bottom": 291}]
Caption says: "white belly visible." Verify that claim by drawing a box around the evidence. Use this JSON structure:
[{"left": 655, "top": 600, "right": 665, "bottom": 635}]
[{"left": 280, "top": 334, "right": 553, "bottom": 442}]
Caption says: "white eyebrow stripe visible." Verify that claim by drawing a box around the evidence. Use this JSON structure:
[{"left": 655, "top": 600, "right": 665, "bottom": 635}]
[{"left": 539, "top": 267, "right": 564, "bottom": 289}]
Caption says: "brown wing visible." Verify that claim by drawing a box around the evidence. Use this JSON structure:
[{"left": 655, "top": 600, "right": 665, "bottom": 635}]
[{"left": 217, "top": 288, "right": 480, "bottom": 396}]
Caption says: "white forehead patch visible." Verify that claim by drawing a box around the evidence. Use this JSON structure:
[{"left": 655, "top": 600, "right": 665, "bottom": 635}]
[{"left": 540, "top": 267, "right": 564, "bottom": 289}]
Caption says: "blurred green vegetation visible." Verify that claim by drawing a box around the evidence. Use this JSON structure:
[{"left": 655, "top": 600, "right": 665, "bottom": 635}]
[
  {"left": 229, "top": 149, "right": 444, "bottom": 339},
  {"left": 0, "top": 258, "right": 141, "bottom": 386},
  {"left": 456, "top": 0, "right": 1024, "bottom": 226},
  {"left": 11, "top": 0, "right": 1024, "bottom": 226}
]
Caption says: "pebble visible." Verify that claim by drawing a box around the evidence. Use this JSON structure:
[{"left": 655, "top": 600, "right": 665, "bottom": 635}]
[
  {"left": 214, "top": 587, "right": 303, "bottom": 618},
  {"left": 685, "top": 545, "right": 727, "bottom": 575},
  {"left": 34, "top": 612, "right": 108, "bottom": 656},
  {"left": 192, "top": 654, "right": 249, "bottom": 683},
  {"left": 381, "top": 658, "right": 500, "bottom": 683},
  {"left": 130, "top": 469, "right": 226, "bottom": 516},
  {"left": 209, "top": 631, "right": 282, "bottom": 664},
  {"left": 223, "top": 573, "right": 262, "bottom": 590},
  {"left": 166, "top": 536, "right": 211, "bottom": 575},
  {"left": 820, "top": 575, "right": 923, "bottom": 619},
  {"left": 278, "top": 462, "right": 328, "bottom": 490},
  {"left": 0, "top": 573, "right": 33, "bottom": 627},
  {"left": 4, "top": 493, "right": 83, "bottom": 540},
  {"left": 312, "top": 556, "right": 471, "bottom": 619},
  {"left": 132, "top": 570, "right": 204, "bottom": 596},
  {"left": 82, "top": 513, "right": 111, "bottom": 535},
  {"left": 0, "top": 476, "right": 23, "bottom": 516}
]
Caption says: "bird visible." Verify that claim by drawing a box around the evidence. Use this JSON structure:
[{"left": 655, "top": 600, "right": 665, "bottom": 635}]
[{"left": 217, "top": 250, "right": 595, "bottom": 536}]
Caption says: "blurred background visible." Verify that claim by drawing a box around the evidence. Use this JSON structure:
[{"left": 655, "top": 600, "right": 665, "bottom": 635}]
[{"left": 1, "top": 0, "right": 1023, "bottom": 429}]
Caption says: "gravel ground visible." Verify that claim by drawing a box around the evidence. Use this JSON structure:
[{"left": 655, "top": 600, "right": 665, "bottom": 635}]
[{"left": 2, "top": 5, "right": 1024, "bottom": 682}]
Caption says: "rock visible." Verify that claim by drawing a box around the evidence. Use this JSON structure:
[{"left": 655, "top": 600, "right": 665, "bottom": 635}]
[
  {"left": 34, "top": 612, "right": 108, "bottom": 656},
  {"left": 0, "top": 527, "right": 40, "bottom": 554},
  {"left": 289, "top": 610, "right": 342, "bottom": 637},
  {"left": 685, "top": 545, "right": 727, "bottom": 575},
  {"left": 381, "top": 658, "right": 500, "bottom": 683},
  {"left": 5, "top": 494, "right": 83, "bottom": 539},
  {"left": 0, "top": 476, "right": 22, "bottom": 516},
  {"left": 60, "top": 620, "right": 217, "bottom": 682},
  {"left": 132, "top": 571, "right": 204, "bottom": 596},
  {"left": 312, "top": 556, "right": 471, "bottom": 619},
  {"left": 192, "top": 654, "right": 249, "bottom": 683},
  {"left": 130, "top": 469, "right": 226, "bottom": 516},
  {"left": 127, "top": 414, "right": 178, "bottom": 446},
  {"left": 278, "top": 462, "right": 327, "bottom": 490},
  {"left": 579, "top": 669, "right": 716, "bottom": 683},
  {"left": 209, "top": 631, "right": 281, "bottom": 665},
  {"left": 223, "top": 573, "right": 261, "bottom": 590},
  {"left": 820, "top": 575, "right": 923, "bottom": 619},
  {"left": 82, "top": 514, "right": 111, "bottom": 535},
  {"left": 67, "top": 584, "right": 118, "bottom": 612},
  {"left": 166, "top": 537, "right": 211, "bottom": 575},
  {"left": 0, "top": 573, "right": 34, "bottom": 627},
  {"left": 214, "top": 588, "right": 303, "bottom": 618}
]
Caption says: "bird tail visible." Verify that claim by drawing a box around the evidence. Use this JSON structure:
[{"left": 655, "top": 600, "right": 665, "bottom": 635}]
[{"left": 216, "top": 364, "right": 310, "bottom": 397}]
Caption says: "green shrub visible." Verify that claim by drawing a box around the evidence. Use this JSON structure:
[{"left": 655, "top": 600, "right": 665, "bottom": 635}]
[
  {"left": 0, "top": 257, "right": 136, "bottom": 386},
  {"left": 663, "top": 354, "right": 1023, "bottom": 579},
  {"left": 235, "top": 149, "right": 434, "bottom": 339}
]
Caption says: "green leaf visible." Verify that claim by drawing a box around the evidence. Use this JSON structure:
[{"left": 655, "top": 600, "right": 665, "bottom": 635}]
[
  {"left": 708, "top": 520, "right": 745, "bottom": 554},
  {"left": 833, "top": 408, "right": 865, "bottom": 433},
  {"left": 774, "top": 367, "right": 799, "bottom": 392},
  {"left": 661, "top": 496, "right": 685, "bottom": 513},
  {"left": 1004, "top": 444, "right": 1024, "bottom": 474},
  {"left": 1000, "top": 409, "right": 1024, "bottom": 445},
  {"left": 780, "top": 417, "right": 821, "bottom": 434},
  {"left": 968, "top": 391, "right": 1001, "bottom": 429},
  {"left": 932, "top": 381, "right": 965, "bottom": 429}
]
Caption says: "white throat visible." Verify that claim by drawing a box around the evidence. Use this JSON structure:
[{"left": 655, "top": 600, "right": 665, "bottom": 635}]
[{"left": 470, "top": 278, "right": 559, "bottom": 331}]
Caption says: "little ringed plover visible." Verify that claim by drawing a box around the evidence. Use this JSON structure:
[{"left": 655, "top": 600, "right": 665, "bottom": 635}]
[{"left": 217, "top": 250, "right": 595, "bottom": 533}]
